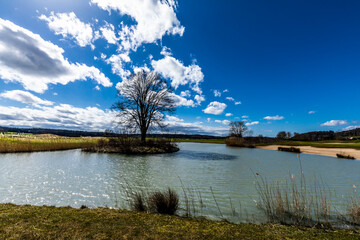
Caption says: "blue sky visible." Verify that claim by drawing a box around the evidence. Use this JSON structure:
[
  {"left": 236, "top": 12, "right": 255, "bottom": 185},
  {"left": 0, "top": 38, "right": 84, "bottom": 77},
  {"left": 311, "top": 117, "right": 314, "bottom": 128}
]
[{"left": 0, "top": 0, "right": 359, "bottom": 136}]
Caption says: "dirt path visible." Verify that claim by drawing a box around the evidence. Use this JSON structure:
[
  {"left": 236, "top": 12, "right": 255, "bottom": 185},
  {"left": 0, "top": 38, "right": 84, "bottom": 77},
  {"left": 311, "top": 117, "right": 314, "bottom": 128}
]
[{"left": 257, "top": 145, "right": 360, "bottom": 160}]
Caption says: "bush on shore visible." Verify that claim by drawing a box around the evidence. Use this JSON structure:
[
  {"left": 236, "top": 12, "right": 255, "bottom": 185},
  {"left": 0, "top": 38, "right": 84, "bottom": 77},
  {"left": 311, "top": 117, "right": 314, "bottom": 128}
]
[
  {"left": 225, "top": 137, "right": 255, "bottom": 148},
  {"left": 130, "top": 188, "right": 179, "bottom": 215}
]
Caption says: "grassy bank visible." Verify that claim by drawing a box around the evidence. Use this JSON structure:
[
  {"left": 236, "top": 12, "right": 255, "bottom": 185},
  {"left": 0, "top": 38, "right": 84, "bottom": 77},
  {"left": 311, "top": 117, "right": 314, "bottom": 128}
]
[
  {"left": 0, "top": 136, "right": 99, "bottom": 153},
  {"left": 264, "top": 140, "right": 360, "bottom": 150},
  {"left": 0, "top": 204, "right": 359, "bottom": 239},
  {"left": 174, "top": 138, "right": 225, "bottom": 144}
]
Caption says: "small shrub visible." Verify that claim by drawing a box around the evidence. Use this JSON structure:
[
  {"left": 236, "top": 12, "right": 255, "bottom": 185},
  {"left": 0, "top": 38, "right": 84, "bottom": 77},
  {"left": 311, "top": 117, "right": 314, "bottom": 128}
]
[
  {"left": 148, "top": 188, "right": 179, "bottom": 215},
  {"left": 278, "top": 147, "right": 301, "bottom": 153},
  {"left": 336, "top": 153, "right": 355, "bottom": 160},
  {"left": 131, "top": 193, "right": 147, "bottom": 212}
]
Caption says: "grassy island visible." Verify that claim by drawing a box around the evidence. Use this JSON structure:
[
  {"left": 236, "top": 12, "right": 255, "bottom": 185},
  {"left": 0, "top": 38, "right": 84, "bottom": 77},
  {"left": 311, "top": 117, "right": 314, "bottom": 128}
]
[{"left": 83, "top": 138, "right": 179, "bottom": 154}]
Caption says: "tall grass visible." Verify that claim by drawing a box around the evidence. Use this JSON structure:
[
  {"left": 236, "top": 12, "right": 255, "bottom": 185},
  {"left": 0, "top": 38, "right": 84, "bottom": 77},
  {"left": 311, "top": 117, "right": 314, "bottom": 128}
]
[{"left": 0, "top": 137, "right": 98, "bottom": 153}]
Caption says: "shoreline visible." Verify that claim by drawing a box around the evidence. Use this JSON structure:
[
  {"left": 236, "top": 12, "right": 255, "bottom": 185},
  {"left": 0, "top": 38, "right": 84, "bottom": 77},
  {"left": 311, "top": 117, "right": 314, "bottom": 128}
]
[{"left": 257, "top": 145, "right": 360, "bottom": 160}]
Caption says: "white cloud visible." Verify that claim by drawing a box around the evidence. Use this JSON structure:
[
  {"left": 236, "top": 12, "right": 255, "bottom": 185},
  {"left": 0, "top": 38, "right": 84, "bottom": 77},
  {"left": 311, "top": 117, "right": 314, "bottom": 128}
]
[
  {"left": 214, "top": 90, "right": 221, "bottom": 97},
  {"left": 203, "top": 101, "right": 227, "bottom": 115},
  {"left": 169, "top": 93, "right": 195, "bottom": 107},
  {"left": 167, "top": 116, "right": 184, "bottom": 122},
  {"left": 309, "top": 111, "right": 316, "bottom": 114},
  {"left": 226, "top": 97, "right": 234, "bottom": 101},
  {"left": 235, "top": 101, "right": 241, "bottom": 105},
  {"left": 194, "top": 94, "right": 205, "bottom": 105},
  {"left": 0, "top": 104, "right": 115, "bottom": 131},
  {"left": 242, "top": 115, "right": 249, "bottom": 118},
  {"left": 225, "top": 113, "right": 233, "bottom": 117},
  {"left": 215, "top": 119, "right": 231, "bottom": 125},
  {"left": 342, "top": 125, "right": 360, "bottom": 131},
  {"left": 105, "top": 53, "right": 131, "bottom": 79},
  {"left": 0, "top": 18, "right": 112, "bottom": 93},
  {"left": 264, "top": 115, "right": 284, "bottom": 120},
  {"left": 151, "top": 55, "right": 204, "bottom": 94},
  {"left": 99, "top": 22, "right": 118, "bottom": 44},
  {"left": 321, "top": 120, "right": 348, "bottom": 127},
  {"left": 0, "top": 90, "right": 53, "bottom": 106},
  {"left": 180, "top": 90, "right": 190, "bottom": 97},
  {"left": 91, "top": 0, "right": 184, "bottom": 51},
  {"left": 94, "top": 85, "right": 100, "bottom": 91},
  {"left": 223, "top": 89, "right": 229, "bottom": 93},
  {"left": 246, "top": 121, "right": 259, "bottom": 126},
  {"left": 163, "top": 119, "right": 228, "bottom": 136},
  {"left": 207, "top": 118, "right": 211, "bottom": 122},
  {"left": 39, "top": 12, "right": 94, "bottom": 48},
  {"left": 160, "top": 46, "right": 172, "bottom": 56}
]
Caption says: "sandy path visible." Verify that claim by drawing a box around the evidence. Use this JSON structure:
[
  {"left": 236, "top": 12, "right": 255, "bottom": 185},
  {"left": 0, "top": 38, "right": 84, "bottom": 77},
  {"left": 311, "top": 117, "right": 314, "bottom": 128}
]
[{"left": 257, "top": 145, "right": 360, "bottom": 160}]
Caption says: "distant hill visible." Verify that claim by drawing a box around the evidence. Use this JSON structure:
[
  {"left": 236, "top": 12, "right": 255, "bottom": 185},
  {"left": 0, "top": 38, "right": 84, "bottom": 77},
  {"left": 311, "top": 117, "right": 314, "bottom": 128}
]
[
  {"left": 0, "top": 126, "right": 225, "bottom": 139},
  {"left": 292, "top": 128, "right": 360, "bottom": 141}
]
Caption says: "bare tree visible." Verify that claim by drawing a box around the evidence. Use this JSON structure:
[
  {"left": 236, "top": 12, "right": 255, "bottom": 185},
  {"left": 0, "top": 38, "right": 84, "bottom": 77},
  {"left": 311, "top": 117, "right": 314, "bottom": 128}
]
[
  {"left": 229, "top": 121, "right": 247, "bottom": 138},
  {"left": 112, "top": 70, "right": 176, "bottom": 143}
]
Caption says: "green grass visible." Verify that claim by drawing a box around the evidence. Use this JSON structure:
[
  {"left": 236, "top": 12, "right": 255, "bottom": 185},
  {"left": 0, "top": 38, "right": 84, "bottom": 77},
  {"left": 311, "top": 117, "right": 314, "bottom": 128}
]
[
  {"left": 0, "top": 136, "right": 99, "bottom": 153},
  {"left": 0, "top": 204, "right": 359, "bottom": 239},
  {"left": 174, "top": 138, "right": 225, "bottom": 144},
  {"left": 265, "top": 140, "right": 360, "bottom": 150}
]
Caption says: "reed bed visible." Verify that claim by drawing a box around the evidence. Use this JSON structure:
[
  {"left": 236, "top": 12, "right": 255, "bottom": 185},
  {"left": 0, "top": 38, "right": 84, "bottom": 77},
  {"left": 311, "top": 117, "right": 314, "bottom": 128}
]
[{"left": 0, "top": 136, "right": 98, "bottom": 153}]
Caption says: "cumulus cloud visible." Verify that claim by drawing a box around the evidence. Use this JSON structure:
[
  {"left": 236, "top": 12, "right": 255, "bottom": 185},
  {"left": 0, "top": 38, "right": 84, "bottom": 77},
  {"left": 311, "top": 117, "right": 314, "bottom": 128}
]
[
  {"left": 167, "top": 115, "right": 184, "bottom": 122},
  {"left": 151, "top": 55, "right": 204, "bottom": 94},
  {"left": 264, "top": 115, "right": 284, "bottom": 120},
  {"left": 235, "top": 101, "right": 241, "bottom": 105},
  {"left": 308, "top": 111, "right": 316, "bottom": 114},
  {"left": 160, "top": 46, "right": 172, "bottom": 56},
  {"left": 223, "top": 89, "right": 229, "bottom": 93},
  {"left": 0, "top": 104, "right": 115, "bottom": 131},
  {"left": 163, "top": 120, "right": 228, "bottom": 136},
  {"left": 215, "top": 119, "right": 231, "bottom": 125},
  {"left": 105, "top": 53, "right": 131, "bottom": 79},
  {"left": 214, "top": 90, "right": 221, "bottom": 97},
  {"left": 91, "top": 0, "right": 184, "bottom": 51},
  {"left": 242, "top": 115, "right": 249, "bottom": 118},
  {"left": 203, "top": 101, "right": 227, "bottom": 115},
  {"left": 0, "top": 90, "right": 53, "bottom": 106},
  {"left": 180, "top": 90, "right": 190, "bottom": 97},
  {"left": 321, "top": 120, "right": 348, "bottom": 127},
  {"left": 225, "top": 113, "right": 233, "bottom": 117},
  {"left": 194, "top": 94, "right": 205, "bottom": 105},
  {"left": 169, "top": 93, "right": 195, "bottom": 107},
  {"left": 39, "top": 12, "right": 94, "bottom": 48},
  {"left": 99, "top": 22, "right": 118, "bottom": 44},
  {"left": 342, "top": 125, "right": 360, "bottom": 131},
  {"left": 0, "top": 18, "right": 112, "bottom": 93},
  {"left": 245, "top": 121, "right": 259, "bottom": 126}
]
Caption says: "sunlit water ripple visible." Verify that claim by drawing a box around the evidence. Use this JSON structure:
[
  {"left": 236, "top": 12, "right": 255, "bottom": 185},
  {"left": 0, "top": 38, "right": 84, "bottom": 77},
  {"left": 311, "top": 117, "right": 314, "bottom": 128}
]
[{"left": 0, "top": 142, "right": 360, "bottom": 222}]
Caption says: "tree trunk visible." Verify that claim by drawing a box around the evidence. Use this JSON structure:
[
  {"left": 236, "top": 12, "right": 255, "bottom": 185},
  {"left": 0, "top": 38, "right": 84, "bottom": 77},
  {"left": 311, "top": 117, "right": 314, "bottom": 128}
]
[{"left": 141, "top": 130, "right": 146, "bottom": 144}]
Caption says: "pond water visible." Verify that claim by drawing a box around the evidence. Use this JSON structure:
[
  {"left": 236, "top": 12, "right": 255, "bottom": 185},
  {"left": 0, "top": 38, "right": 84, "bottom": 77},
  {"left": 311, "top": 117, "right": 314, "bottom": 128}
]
[{"left": 0, "top": 142, "right": 360, "bottom": 223}]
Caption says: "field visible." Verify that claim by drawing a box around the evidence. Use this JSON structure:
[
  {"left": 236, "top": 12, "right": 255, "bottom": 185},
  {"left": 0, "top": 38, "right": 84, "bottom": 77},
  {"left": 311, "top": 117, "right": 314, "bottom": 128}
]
[
  {"left": 0, "top": 204, "right": 359, "bottom": 239},
  {"left": 174, "top": 138, "right": 225, "bottom": 144},
  {"left": 0, "top": 134, "right": 99, "bottom": 153},
  {"left": 266, "top": 140, "right": 360, "bottom": 150}
]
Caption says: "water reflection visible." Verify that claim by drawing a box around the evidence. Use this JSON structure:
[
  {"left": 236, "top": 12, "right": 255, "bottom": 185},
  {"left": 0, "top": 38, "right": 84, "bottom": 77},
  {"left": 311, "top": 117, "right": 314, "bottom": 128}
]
[
  {"left": 174, "top": 150, "right": 237, "bottom": 160},
  {"left": 0, "top": 142, "right": 360, "bottom": 223}
]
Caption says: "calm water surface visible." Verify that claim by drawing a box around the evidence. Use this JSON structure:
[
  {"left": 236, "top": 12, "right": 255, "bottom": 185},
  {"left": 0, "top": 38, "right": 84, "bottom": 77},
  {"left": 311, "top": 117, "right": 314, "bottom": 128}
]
[{"left": 0, "top": 142, "right": 359, "bottom": 222}]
